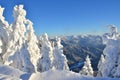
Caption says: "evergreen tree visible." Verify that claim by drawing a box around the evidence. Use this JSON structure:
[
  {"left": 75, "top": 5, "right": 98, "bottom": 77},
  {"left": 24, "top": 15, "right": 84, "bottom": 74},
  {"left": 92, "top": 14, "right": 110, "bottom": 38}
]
[
  {"left": 3, "top": 5, "right": 41, "bottom": 73},
  {"left": 26, "top": 20, "right": 41, "bottom": 72},
  {"left": 0, "top": 6, "right": 9, "bottom": 63},
  {"left": 97, "top": 54, "right": 105, "bottom": 77},
  {"left": 79, "top": 55, "right": 93, "bottom": 76},
  {"left": 97, "top": 25, "right": 120, "bottom": 78},
  {"left": 38, "top": 33, "right": 54, "bottom": 72},
  {"left": 52, "top": 37, "right": 69, "bottom": 70},
  {"left": 3, "top": 5, "right": 27, "bottom": 66},
  {"left": 0, "top": 38, "right": 2, "bottom": 54}
]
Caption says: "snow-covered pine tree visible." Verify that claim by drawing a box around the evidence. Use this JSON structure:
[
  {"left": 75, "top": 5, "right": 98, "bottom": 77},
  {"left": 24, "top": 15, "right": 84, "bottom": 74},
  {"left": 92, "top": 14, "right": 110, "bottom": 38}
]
[
  {"left": 2, "top": 5, "right": 41, "bottom": 73},
  {"left": 19, "top": 42, "right": 34, "bottom": 73},
  {"left": 97, "top": 25, "right": 120, "bottom": 78},
  {"left": 97, "top": 54, "right": 105, "bottom": 77},
  {"left": 0, "top": 38, "right": 2, "bottom": 54},
  {"left": 112, "top": 55, "right": 120, "bottom": 78},
  {"left": 79, "top": 55, "right": 93, "bottom": 76},
  {"left": 0, "top": 38, "right": 2, "bottom": 62},
  {"left": 0, "top": 6, "right": 9, "bottom": 63},
  {"left": 3, "top": 5, "right": 27, "bottom": 69},
  {"left": 38, "top": 33, "right": 54, "bottom": 72},
  {"left": 52, "top": 37, "right": 69, "bottom": 70},
  {"left": 26, "top": 20, "right": 41, "bottom": 72}
]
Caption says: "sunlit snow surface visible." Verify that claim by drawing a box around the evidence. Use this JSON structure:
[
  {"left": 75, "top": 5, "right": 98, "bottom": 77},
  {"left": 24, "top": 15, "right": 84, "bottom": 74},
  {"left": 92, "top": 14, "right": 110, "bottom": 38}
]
[{"left": 0, "top": 64, "right": 118, "bottom": 80}]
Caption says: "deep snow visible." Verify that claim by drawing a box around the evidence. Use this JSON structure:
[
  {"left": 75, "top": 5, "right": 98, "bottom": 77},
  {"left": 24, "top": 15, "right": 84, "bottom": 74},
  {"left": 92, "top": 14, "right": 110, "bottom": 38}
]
[{"left": 0, "top": 64, "right": 119, "bottom": 80}]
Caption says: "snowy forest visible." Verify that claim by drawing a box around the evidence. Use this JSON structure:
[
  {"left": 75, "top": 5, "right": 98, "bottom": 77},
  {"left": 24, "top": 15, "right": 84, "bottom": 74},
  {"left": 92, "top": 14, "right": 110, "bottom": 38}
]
[{"left": 0, "top": 5, "right": 120, "bottom": 80}]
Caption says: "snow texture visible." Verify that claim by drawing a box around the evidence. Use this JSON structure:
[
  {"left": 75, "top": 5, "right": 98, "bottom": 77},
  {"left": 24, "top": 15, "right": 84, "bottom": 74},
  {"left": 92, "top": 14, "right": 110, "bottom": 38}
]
[
  {"left": 52, "top": 37, "right": 69, "bottom": 70},
  {"left": 0, "top": 64, "right": 118, "bottom": 80},
  {"left": 0, "top": 64, "right": 31, "bottom": 80},
  {"left": 26, "top": 20, "right": 41, "bottom": 72},
  {"left": 38, "top": 33, "right": 54, "bottom": 72},
  {"left": 29, "top": 69, "right": 119, "bottom": 80},
  {"left": 98, "top": 25, "right": 120, "bottom": 78}
]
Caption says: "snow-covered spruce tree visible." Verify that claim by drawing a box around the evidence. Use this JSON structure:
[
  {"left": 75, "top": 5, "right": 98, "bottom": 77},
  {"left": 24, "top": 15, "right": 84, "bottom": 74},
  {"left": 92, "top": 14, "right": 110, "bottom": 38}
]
[
  {"left": 97, "top": 25, "right": 120, "bottom": 78},
  {"left": 0, "top": 6, "right": 9, "bottom": 63},
  {"left": 79, "top": 55, "right": 93, "bottom": 76},
  {"left": 38, "top": 33, "right": 54, "bottom": 72},
  {"left": 97, "top": 54, "right": 105, "bottom": 77},
  {"left": 0, "top": 38, "right": 2, "bottom": 62},
  {"left": 3, "top": 5, "right": 26, "bottom": 65},
  {"left": 52, "top": 37, "right": 69, "bottom": 70},
  {"left": 0, "top": 38, "right": 2, "bottom": 53},
  {"left": 26, "top": 20, "right": 41, "bottom": 72},
  {"left": 19, "top": 42, "right": 35, "bottom": 73},
  {"left": 3, "top": 5, "right": 27, "bottom": 69},
  {"left": 2, "top": 5, "right": 41, "bottom": 73}
]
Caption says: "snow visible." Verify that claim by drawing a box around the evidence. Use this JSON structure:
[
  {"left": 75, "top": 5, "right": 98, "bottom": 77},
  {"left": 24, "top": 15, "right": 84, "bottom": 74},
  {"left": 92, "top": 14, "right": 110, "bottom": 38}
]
[
  {"left": 2, "top": 5, "right": 41, "bottom": 73},
  {"left": 29, "top": 69, "right": 119, "bottom": 80},
  {"left": 0, "top": 64, "right": 118, "bottom": 80},
  {"left": 80, "top": 55, "right": 93, "bottom": 76},
  {"left": 98, "top": 25, "right": 120, "bottom": 78},
  {"left": 0, "top": 38, "right": 2, "bottom": 53},
  {"left": 26, "top": 20, "right": 41, "bottom": 72},
  {"left": 38, "top": 33, "right": 54, "bottom": 72},
  {"left": 0, "top": 5, "right": 9, "bottom": 63},
  {"left": 0, "top": 64, "right": 30, "bottom": 80},
  {"left": 97, "top": 54, "right": 105, "bottom": 77},
  {"left": 52, "top": 37, "right": 69, "bottom": 70}
]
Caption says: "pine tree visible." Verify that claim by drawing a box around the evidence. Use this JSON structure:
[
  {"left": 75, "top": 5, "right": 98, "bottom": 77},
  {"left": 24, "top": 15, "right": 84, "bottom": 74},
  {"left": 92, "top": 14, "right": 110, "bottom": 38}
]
[
  {"left": 20, "top": 42, "right": 34, "bottom": 73},
  {"left": 97, "top": 54, "right": 105, "bottom": 77},
  {"left": 38, "top": 33, "right": 54, "bottom": 72},
  {"left": 3, "top": 5, "right": 41, "bottom": 73},
  {"left": 26, "top": 20, "right": 41, "bottom": 72},
  {"left": 0, "top": 38, "right": 3, "bottom": 63},
  {"left": 0, "top": 6, "right": 9, "bottom": 63},
  {"left": 97, "top": 25, "right": 120, "bottom": 78},
  {"left": 52, "top": 37, "right": 69, "bottom": 70},
  {"left": 3, "top": 5, "right": 27, "bottom": 68},
  {"left": 0, "top": 38, "right": 2, "bottom": 54},
  {"left": 79, "top": 55, "right": 93, "bottom": 76}
]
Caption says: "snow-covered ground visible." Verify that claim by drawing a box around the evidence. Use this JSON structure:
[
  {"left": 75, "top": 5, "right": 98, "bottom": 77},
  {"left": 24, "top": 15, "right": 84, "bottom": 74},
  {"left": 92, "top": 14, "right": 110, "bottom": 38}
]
[
  {"left": 0, "top": 64, "right": 119, "bottom": 80},
  {"left": 30, "top": 70, "right": 119, "bottom": 80},
  {"left": 0, "top": 64, "right": 30, "bottom": 80}
]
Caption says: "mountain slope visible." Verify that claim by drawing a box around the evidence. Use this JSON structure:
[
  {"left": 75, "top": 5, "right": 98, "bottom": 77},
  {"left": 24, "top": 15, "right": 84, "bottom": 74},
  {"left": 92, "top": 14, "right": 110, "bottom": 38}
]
[{"left": 61, "top": 35, "right": 105, "bottom": 72}]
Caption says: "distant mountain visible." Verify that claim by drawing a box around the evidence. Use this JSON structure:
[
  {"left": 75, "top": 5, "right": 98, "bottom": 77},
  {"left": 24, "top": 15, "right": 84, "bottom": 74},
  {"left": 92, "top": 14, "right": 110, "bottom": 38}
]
[{"left": 60, "top": 35, "right": 105, "bottom": 72}]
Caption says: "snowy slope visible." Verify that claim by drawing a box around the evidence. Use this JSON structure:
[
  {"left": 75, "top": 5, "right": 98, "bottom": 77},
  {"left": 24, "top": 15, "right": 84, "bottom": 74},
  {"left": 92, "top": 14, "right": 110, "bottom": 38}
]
[
  {"left": 0, "top": 64, "right": 31, "bottom": 80},
  {"left": 56, "top": 35, "right": 105, "bottom": 72},
  {"left": 0, "top": 74, "right": 19, "bottom": 80},
  {"left": 30, "top": 69, "right": 119, "bottom": 80},
  {"left": 0, "top": 64, "right": 118, "bottom": 80}
]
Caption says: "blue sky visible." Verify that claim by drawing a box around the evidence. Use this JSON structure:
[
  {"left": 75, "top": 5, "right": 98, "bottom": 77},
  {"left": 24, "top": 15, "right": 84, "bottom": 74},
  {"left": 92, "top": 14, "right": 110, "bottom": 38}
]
[{"left": 0, "top": 0, "right": 120, "bottom": 36}]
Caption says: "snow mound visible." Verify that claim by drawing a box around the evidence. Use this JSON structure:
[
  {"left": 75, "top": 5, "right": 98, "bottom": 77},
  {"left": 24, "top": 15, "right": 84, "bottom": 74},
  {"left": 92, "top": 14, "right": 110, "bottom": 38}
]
[
  {"left": 0, "top": 64, "right": 118, "bottom": 80},
  {"left": 0, "top": 74, "right": 21, "bottom": 80},
  {"left": 30, "top": 70, "right": 118, "bottom": 80},
  {"left": 0, "top": 64, "right": 31, "bottom": 80}
]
